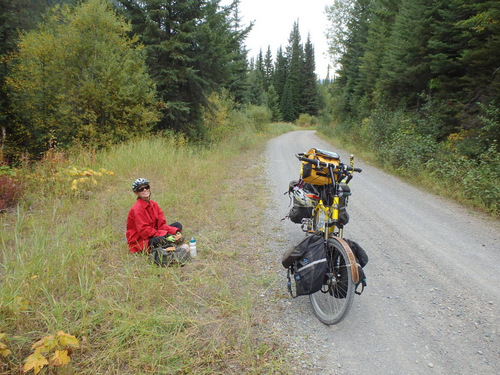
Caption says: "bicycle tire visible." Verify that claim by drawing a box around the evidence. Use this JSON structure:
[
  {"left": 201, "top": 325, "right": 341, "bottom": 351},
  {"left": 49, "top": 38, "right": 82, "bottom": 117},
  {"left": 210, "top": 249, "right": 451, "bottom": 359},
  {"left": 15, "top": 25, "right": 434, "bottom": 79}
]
[{"left": 309, "top": 237, "right": 355, "bottom": 325}]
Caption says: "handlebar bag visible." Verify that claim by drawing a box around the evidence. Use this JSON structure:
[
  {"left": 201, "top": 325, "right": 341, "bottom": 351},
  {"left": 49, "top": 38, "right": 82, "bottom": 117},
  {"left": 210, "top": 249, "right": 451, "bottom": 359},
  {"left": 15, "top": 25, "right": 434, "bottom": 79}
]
[{"left": 301, "top": 148, "right": 341, "bottom": 185}]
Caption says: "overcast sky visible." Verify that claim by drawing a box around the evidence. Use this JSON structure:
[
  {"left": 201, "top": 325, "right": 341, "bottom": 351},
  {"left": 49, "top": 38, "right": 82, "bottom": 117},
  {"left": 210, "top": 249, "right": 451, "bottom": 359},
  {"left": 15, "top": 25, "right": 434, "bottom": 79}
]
[{"left": 220, "top": 0, "right": 333, "bottom": 79}]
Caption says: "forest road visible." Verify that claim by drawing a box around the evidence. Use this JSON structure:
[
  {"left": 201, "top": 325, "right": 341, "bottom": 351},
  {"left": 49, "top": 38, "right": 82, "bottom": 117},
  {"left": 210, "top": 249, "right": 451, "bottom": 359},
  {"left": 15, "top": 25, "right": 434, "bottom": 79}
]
[{"left": 262, "top": 130, "right": 499, "bottom": 375}]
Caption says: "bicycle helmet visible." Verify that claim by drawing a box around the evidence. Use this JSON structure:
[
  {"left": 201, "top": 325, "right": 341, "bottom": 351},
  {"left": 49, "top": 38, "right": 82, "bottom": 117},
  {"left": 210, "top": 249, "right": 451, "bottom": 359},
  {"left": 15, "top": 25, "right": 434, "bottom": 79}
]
[
  {"left": 132, "top": 178, "right": 150, "bottom": 192},
  {"left": 293, "top": 188, "right": 318, "bottom": 207}
]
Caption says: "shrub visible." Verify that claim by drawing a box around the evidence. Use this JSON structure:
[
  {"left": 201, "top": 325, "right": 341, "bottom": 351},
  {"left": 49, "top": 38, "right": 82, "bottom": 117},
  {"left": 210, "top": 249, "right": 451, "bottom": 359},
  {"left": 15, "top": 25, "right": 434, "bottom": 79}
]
[
  {"left": 381, "top": 124, "right": 437, "bottom": 173},
  {"left": 296, "top": 113, "right": 313, "bottom": 126},
  {"left": 245, "top": 105, "right": 271, "bottom": 132},
  {"left": 0, "top": 174, "right": 24, "bottom": 211},
  {"left": 203, "top": 91, "right": 235, "bottom": 142}
]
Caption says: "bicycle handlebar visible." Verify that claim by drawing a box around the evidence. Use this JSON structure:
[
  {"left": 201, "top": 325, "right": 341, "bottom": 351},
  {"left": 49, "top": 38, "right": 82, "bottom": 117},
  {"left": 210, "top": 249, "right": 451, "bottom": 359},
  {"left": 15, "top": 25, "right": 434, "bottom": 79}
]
[{"left": 295, "top": 153, "right": 362, "bottom": 173}]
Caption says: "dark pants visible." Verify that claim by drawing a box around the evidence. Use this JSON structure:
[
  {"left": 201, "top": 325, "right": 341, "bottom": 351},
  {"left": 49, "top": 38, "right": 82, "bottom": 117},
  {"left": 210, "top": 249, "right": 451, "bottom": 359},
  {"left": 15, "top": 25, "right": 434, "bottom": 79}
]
[{"left": 148, "top": 222, "right": 183, "bottom": 248}]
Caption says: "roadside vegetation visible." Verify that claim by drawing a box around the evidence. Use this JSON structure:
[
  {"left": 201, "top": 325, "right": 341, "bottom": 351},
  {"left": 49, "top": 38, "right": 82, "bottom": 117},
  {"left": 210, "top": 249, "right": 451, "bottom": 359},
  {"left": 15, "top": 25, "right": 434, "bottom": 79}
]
[
  {"left": 317, "top": 105, "right": 500, "bottom": 216},
  {"left": 320, "top": 0, "right": 499, "bottom": 215},
  {"left": 0, "top": 109, "right": 295, "bottom": 374}
]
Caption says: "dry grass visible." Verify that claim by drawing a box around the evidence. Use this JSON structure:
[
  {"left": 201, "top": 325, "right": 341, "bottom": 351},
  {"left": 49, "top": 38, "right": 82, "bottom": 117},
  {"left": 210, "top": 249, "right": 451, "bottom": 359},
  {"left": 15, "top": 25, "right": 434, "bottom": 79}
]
[{"left": 0, "top": 127, "right": 294, "bottom": 374}]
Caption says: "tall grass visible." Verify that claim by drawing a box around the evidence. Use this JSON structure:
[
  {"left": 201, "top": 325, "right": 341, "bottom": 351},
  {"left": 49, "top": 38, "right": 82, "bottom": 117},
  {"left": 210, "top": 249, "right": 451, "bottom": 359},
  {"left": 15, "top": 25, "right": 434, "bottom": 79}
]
[{"left": 0, "top": 121, "right": 293, "bottom": 373}]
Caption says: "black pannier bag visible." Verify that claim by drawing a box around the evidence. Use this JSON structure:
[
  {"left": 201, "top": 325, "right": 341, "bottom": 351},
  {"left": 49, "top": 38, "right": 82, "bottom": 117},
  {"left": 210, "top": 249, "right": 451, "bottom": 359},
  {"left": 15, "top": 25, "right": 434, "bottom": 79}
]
[
  {"left": 338, "top": 183, "right": 350, "bottom": 226},
  {"left": 282, "top": 234, "right": 327, "bottom": 298},
  {"left": 345, "top": 239, "right": 369, "bottom": 295},
  {"left": 288, "top": 206, "right": 313, "bottom": 224}
]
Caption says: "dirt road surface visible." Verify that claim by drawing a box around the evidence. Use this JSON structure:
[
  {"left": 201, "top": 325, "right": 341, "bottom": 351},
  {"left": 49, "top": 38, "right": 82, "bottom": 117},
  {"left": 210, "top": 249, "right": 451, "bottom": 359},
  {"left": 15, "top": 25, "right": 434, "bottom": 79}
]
[{"left": 262, "top": 130, "right": 499, "bottom": 375}]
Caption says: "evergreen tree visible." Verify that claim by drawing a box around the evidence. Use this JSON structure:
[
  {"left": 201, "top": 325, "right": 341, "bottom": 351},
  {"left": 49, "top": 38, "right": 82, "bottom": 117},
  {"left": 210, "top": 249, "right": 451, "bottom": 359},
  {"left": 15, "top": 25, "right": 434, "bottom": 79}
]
[
  {"left": 266, "top": 84, "right": 282, "bottom": 121},
  {"left": 378, "top": 0, "right": 432, "bottom": 109},
  {"left": 273, "top": 46, "right": 288, "bottom": 101},
  {"left": 427, "top": 0, "right": 500, "bottom": 149},
  {"left": 247, "top": 69, "right": 266, "bottom": 105},
  {"left": 280, "top": 21, "right": 303, "bottom": 121},
  {"left": 280, "top": 79, "right": 295, "bottom": 122},
  {"left": 255, "top": 49, "right": 264, "bottom": 72},
  {"left": 456, "top": 0, "right": 500, "bottom": 113},
  {"left": 224, "top": 0, "right": 251, "bottom": 104},
  {"left": 359, "top": 0, "right": 400, "bottom": 110},
  {"left": 116, "top": 0, "right": 250, "bottom": 137},
  {"left": 301, "top": 34, "right": 319, "bottom": 116},
  {"left": 333, "top": 0, "right": 371, "bottom": 115},
  {"left": 263, "top": 46, "right": 274, "bottom": 91}
]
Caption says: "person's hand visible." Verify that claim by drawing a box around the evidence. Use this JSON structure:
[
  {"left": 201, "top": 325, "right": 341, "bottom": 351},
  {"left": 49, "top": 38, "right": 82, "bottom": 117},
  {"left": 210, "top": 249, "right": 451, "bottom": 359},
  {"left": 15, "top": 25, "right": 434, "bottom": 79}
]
[{"left": 174, "top": 232, "right": 183, "bottom": 241}]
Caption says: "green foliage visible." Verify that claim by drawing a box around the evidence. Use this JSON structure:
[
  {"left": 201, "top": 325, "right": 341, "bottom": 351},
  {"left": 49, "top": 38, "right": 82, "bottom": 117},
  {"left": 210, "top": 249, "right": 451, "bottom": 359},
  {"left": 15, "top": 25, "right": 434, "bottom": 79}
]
[
  {"left": 7, "top": 0, "right": 159, "bottom": 156},
  {"left": 247, "top": 69, "right": 266, "bottom": 105},
  {"left": 320, "top": 105, "right": 500, "bottom": 214},
  {"left": 323, "top": 0, "right": 500, "bottom": 214},
  {"left": 244, "top": 105, "right": 272, "bottom": 132},
  {"left": 296, "top": 113, "right": 318, "bottom": 127},
  {"left": 0, "top": 0, "right": 78, "bottom": 158},
  {"left": 244, "top": 22, "right": 320, "bottom": 124},
  {"left": 117, "top": 0, "right": 251, "bottom": 139},
  {"left": 280, "top": 21, "right": 302, "bottom": 122},
  {"left": 300, "top": 34, "right": 320, "bottom": 116},
  {"left": 202, "top": 90, "right": 235, "bottom": 142},
  {"left": 266, "top": 85, "right": 282, "bottom": 122}
]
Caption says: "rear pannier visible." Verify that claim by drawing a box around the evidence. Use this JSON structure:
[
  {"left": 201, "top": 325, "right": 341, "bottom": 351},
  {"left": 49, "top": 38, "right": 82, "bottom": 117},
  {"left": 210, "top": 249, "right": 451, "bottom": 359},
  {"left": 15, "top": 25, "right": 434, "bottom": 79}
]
[{"left": 282, "top": 234, "right": 327, "bottom": 297}]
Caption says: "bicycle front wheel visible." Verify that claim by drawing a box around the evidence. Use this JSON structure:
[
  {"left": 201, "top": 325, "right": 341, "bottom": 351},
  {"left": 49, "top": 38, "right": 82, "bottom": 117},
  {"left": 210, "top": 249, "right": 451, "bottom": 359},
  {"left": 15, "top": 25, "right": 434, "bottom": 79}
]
[{"left": 309, "top": 237, "right": 355, "bottom": 325}]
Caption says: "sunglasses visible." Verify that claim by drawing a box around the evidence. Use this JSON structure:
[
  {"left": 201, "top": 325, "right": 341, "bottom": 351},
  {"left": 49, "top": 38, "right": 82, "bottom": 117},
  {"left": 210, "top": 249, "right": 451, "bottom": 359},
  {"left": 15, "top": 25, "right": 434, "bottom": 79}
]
[{"left": 136, "top": 185, "right": 150, "bottom": 192}]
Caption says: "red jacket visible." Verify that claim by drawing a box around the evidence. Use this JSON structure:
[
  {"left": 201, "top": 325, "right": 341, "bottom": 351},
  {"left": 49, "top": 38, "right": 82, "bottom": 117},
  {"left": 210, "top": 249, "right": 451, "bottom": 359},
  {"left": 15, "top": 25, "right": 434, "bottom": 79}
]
[{"left": 126, "top": 198, "right": 179, "bottom": 253}]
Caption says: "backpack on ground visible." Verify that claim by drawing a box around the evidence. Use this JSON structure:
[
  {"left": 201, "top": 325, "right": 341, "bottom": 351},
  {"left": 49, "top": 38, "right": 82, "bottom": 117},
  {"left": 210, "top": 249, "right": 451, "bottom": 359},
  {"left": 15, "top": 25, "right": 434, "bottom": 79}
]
[
  {"left": 149, "top": 244, "right": 190, "bottom": 267},
  {"left": 282, "top": 234, "right": 327, "bottom": 298}
]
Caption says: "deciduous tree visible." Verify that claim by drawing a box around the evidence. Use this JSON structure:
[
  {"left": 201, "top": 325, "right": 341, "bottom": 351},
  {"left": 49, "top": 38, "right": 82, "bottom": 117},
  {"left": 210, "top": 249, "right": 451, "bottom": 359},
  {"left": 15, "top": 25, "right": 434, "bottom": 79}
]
[{"left": 7, "top": 0, "right": 159, "bottom": 155}]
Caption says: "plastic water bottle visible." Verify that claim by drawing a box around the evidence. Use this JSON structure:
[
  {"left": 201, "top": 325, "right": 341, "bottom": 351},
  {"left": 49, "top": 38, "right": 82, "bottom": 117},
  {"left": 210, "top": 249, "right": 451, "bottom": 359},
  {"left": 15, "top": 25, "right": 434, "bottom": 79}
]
[{"left": 189, "top": 237, "right": 197, "bottom": 257}]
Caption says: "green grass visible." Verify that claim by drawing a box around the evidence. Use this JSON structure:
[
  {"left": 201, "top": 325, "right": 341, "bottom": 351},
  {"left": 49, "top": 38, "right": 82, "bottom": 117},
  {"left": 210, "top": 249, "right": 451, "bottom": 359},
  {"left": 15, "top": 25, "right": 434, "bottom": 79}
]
[{"left": 0, "top": 123, "right": 293, "bottom": 374}]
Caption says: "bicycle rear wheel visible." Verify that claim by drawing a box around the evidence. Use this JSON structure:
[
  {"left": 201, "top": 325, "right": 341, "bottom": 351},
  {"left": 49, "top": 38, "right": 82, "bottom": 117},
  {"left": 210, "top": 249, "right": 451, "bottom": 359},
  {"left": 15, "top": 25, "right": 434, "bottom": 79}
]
[{"left": 309, "top": 237, "right": 355, "bottom": 325}]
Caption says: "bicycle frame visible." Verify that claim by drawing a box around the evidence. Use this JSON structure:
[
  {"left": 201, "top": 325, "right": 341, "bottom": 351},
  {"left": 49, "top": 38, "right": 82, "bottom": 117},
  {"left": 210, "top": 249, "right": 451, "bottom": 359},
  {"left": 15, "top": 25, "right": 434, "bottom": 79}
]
[
  {"left": 312, "top": 196, "right": 342, "bottom": 239},
  {"left": 311, "top": 163, "right": 345, "bottom": 240}
]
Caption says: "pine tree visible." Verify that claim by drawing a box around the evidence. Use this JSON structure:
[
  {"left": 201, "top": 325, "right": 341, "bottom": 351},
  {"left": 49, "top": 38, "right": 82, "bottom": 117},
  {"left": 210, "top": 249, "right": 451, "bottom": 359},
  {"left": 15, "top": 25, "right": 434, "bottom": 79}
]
[
  {"left": 247, "top": 69, "right": 266, "bottom": 105},
  {"left": 266, "top": 84, "right": 282, "bottom": 121},
  {"left": 263, "top": 46, "right": 274, "bottom": 91},
  {"left": 116, "top": 0, "right": 250, "bottom": 137},
  {"left": 359, "top": 0, "right": 400, "bottom": 110},
  {"left": 280, "top": 21, "right": 303, "bottom": 121},
  {"left": 301, "top": 33, "right": 319, "bottom": 116},
  {"left": 224, "top": 0, "right": 251, "bottom": 104},
  {"left": 333, "top": 0, "right": 372, "bottom": 115},
  {"left": 378, "top": 0, "right": 432, "bottom": 109},
  {"left": 273, "top": 46, "right": 288, "bottom": 101}
]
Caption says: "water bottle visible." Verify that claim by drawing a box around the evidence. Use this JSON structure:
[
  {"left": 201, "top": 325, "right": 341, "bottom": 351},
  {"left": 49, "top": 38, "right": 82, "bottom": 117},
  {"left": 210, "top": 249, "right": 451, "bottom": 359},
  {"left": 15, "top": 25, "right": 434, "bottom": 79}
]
[{"left": 189, "top": 237, "right": 197, "bottom": 257}]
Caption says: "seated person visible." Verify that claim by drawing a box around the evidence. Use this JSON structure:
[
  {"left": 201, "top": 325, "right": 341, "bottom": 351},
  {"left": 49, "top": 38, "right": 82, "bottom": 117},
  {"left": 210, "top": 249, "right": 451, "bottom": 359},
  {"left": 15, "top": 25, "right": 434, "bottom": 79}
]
[{"left": 126, "top": 178, "right": 184, "bottom": 253}]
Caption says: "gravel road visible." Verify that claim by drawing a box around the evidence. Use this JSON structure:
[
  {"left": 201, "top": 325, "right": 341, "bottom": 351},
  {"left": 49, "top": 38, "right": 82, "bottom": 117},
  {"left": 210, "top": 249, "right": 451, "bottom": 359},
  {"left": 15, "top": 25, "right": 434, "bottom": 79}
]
[{"left": 261, "top": 130, "right": 499, "bottom": 375}]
